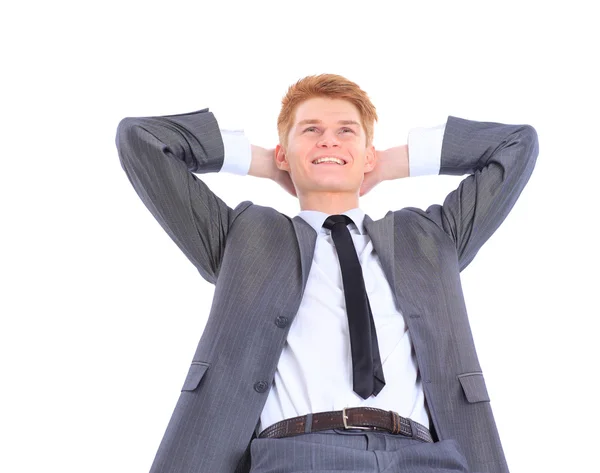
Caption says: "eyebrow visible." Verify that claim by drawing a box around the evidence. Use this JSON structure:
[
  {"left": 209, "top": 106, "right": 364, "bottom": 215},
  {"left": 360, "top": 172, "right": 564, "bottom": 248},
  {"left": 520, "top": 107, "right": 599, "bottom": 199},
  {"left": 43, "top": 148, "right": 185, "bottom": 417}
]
[{"left": 297, "top": 119, "right": 361, "bottom": 127}]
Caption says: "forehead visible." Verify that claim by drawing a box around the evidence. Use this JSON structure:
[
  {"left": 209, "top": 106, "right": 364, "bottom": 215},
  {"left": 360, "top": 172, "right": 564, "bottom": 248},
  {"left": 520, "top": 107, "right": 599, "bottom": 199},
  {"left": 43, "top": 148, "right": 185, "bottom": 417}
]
[{"left": 293, "top": 97, "right": 361, "bottom": 126}]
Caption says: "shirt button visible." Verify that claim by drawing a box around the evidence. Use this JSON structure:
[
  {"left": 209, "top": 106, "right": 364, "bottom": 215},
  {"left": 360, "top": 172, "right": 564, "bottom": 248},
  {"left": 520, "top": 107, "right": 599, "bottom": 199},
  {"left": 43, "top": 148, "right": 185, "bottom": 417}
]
[
  {"left": 275, "top": 316, "right": 289, "bottom": 328},
  {"left": 254, "top": 381, "right": 269, "bottom": 393}
]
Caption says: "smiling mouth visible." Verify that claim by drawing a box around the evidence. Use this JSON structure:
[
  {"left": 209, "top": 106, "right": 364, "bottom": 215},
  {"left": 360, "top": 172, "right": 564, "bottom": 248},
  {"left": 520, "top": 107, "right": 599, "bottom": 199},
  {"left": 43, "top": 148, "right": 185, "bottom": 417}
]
[{"left": 311, "top": 157, "right": 347, "bottom": 166}]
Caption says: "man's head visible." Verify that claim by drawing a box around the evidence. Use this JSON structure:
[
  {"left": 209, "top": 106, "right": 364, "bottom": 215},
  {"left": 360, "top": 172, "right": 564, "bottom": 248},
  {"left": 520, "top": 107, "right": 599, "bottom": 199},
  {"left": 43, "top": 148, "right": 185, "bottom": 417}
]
[{"left": 275, "top": 74, "right": 378, "bottom": 206}]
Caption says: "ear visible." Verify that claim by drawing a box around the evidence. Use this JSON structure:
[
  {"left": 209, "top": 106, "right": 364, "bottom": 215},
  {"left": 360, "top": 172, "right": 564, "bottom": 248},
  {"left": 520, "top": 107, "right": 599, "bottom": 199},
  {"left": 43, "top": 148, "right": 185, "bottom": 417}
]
[
  {"left": 364, "top": 144, "right": 376, "bottom": 173},
  {"left": 275, "top": 144, "right": 290, "bottom": 172}
]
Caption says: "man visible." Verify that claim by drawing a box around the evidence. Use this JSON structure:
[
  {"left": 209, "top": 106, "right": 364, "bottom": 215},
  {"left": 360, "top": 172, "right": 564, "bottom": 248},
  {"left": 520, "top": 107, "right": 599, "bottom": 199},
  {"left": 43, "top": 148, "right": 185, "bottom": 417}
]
[{"left": 116, "top": 74, "right": 538, "bottom": 473}]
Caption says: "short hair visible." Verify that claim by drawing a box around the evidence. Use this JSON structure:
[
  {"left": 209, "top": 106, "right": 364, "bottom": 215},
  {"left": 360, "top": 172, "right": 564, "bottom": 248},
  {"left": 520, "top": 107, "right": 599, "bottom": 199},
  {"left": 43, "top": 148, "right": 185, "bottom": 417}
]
[{"left": 277, "top": 74, "right": 378, "bottom": 150}]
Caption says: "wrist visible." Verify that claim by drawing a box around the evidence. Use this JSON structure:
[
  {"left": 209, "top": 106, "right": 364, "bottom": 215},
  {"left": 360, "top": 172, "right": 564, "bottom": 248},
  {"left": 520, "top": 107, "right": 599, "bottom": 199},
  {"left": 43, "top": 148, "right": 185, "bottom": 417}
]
[
  {"left": 249, "top": 145, "right": 275, "bottom": 179},
  {"left": 380, "top": 145, "right": 409, "bottom": 181}
]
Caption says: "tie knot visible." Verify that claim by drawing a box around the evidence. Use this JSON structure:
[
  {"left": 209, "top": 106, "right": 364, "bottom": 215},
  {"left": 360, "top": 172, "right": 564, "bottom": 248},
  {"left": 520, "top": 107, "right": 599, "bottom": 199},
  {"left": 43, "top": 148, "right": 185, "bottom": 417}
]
[{"left": 323, "top": 214, "right": 353, "bottom": 231}]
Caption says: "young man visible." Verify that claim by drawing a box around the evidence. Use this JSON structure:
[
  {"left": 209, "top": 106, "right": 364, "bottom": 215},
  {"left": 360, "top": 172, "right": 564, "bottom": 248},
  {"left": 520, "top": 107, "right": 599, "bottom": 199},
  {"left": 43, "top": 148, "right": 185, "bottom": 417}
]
[{"left": 116, "top": 74, "right": 538, "bottom": 473}]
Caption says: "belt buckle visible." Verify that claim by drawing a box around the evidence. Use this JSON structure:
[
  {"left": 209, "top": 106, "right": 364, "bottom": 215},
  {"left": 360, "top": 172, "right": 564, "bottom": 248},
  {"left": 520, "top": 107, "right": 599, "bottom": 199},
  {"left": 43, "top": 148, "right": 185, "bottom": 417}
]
[{"left": 342, "top": 407, "right": 372, "bottom": 430}]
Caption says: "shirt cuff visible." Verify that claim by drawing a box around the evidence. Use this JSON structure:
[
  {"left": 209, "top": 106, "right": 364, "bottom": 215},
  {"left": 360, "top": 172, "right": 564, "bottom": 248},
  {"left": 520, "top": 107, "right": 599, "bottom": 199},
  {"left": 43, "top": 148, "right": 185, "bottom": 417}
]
[
  {"left": 219, "top": 129, "right": 251, "bottom": 175},
  {"left": 407, "top": 122, "right": 446, "bottom": 177}
]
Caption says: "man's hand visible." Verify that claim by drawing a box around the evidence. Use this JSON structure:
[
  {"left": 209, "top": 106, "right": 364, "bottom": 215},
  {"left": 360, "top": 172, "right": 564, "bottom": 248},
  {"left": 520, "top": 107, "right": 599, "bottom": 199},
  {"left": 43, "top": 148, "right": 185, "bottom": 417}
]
[
  {"left": 360, "top": 145, "right": 410, "bottom": 197},
  {"left": 249, "top": 145, "right": 297, "bottom": 197}
]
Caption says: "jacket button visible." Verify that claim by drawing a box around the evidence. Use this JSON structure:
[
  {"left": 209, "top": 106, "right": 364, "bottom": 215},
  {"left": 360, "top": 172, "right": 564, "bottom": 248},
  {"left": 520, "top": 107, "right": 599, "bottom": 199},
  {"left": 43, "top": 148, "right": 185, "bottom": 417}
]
[
  {"left": 275, "top": 316, "right": 289, "bottom": 328},
  {"left": 254, "top": 381, "right": 269, "bottom": 393}
]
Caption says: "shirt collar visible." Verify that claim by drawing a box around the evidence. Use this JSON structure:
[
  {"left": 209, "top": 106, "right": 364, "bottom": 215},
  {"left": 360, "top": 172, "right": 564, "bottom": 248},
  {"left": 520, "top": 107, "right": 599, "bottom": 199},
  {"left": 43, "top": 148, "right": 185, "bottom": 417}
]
[{"left": 296, "top": 207, "right": 366, "bottom": 235}]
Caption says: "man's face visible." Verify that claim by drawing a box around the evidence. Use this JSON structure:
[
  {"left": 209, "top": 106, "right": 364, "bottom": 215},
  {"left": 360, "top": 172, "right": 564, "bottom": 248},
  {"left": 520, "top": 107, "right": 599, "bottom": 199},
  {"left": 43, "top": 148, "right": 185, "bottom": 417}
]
[{"left": 275, "top": 97, "right": 376, "bottom": 196}]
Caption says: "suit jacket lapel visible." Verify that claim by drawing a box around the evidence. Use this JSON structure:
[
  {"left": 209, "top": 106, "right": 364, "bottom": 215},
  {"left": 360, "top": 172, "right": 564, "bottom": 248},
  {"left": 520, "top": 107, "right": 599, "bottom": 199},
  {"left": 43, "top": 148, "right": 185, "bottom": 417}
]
[
  {"left": 292, "top": 210, "right": 398, "bottom": 304},
  {"left": 291, "top": 216, "right": 318, "bottom": 290},
  {"left": 364, "top": 211, "right": 396, "bottom": 294},
  {"left": 364, "top": 211, "right": 420, "bottom": 317}
]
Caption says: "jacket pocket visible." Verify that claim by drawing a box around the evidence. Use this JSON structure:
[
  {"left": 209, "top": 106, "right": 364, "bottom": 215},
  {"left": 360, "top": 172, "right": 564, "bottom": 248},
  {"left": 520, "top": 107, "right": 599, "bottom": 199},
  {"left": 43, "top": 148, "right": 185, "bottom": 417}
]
[
  {"left": 457, "top": 372, "right": 490, "bottom": 403},
  {"left": 181, "top": 361, "right": 210, "bottom": 392}
]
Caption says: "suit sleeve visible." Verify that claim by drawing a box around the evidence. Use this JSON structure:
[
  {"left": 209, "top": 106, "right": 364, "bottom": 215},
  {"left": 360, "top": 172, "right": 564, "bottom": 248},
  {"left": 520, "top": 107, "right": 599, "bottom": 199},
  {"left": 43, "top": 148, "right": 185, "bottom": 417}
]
[
  {"left": 115, "top": 108, "right": 250, "bottom": 284},
  {"left": 414, "top": 116, "right": 539, "bottom": 271}
]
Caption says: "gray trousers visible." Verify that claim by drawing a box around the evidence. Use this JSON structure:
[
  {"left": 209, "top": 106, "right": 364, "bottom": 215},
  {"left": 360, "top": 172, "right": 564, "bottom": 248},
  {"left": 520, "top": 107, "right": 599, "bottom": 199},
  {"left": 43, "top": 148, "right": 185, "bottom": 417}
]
[{"left": 249, "top": 429, "right": 472, "bottom": 473}]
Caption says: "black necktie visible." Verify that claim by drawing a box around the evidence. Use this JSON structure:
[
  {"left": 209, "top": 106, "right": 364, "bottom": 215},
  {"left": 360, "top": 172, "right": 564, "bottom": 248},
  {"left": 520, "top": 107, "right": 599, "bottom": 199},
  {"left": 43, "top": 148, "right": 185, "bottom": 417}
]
[{"left": 323, "top": 214, "right": 386, "bottom": 399}]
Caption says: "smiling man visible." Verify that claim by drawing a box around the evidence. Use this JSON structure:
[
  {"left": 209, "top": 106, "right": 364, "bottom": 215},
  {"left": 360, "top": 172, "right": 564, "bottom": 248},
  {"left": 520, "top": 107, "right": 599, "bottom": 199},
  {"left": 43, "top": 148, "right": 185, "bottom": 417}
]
[{"left": 116, "top": 74, "right": 538, "bottom": 473}]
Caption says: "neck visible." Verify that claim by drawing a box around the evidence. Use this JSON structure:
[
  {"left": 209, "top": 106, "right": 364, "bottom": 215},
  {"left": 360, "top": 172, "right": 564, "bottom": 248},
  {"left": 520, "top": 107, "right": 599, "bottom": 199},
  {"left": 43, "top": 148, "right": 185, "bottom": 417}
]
[{"left": 298, "top": 191, "right": 359, "bottom": 215}]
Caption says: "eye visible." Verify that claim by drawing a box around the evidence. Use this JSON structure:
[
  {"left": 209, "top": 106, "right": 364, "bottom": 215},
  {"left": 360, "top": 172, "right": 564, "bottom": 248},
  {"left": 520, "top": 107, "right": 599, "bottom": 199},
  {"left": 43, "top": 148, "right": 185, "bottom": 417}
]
[{"left": 303, "top": 127, "right": 354, "bottom": 133}]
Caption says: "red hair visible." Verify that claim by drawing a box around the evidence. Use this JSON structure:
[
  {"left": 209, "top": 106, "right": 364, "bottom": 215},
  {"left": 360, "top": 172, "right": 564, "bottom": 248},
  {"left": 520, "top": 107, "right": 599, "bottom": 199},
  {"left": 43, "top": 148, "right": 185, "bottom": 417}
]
[{"left": 277, "top": 74, "right": 378, "bottom": 149}]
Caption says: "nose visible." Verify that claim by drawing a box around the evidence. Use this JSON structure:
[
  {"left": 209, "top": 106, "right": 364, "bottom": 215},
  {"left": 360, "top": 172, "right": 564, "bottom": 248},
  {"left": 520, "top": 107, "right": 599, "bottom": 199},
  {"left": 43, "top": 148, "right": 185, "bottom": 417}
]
[{"left": 317, "top": 129, "right": 341, "bottom": 148}]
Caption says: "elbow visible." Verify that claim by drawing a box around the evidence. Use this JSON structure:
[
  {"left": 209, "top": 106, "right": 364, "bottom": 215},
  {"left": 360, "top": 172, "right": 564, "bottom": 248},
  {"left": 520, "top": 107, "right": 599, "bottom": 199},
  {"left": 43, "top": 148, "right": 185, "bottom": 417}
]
[
  {"left": 115, "top": 117, "right": 150, "bottom": 164},
  {"left": 524, "top": 125, "right": 539, "bottom": 175},
  {"left": 519, "top": 124, "right": 539, "bottom": 159},
  {"left": 514, "top": 124, "right": 540, "bottom": 182},
  {"left": 115, "top": 117, "right": 145, "bottom": 174},
  {"left": 115, "top": 117, "right": 138, "bottom": 151},
  {"left": 509, "top": 124, "right": 539, "bottom": 172}
]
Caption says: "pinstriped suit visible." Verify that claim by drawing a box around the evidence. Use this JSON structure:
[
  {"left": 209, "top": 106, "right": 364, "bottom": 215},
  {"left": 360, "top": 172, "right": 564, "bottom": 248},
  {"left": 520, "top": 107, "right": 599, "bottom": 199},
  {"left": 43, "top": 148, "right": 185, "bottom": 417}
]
[{"left": 115, "top": 108, "right": 538, "bottom": 473}]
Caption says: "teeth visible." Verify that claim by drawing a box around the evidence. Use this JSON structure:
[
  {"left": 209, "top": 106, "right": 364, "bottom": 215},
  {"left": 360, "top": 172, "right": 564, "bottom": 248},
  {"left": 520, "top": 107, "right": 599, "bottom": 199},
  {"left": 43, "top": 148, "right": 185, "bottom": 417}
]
[{"left": 313, "top": 157, "right": 345, "bottom": 165}]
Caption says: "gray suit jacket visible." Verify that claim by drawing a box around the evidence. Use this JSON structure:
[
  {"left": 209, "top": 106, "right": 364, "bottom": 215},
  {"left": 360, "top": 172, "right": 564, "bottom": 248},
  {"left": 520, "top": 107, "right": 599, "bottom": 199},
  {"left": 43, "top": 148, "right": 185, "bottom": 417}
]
[{"left": 115, "top": 108, "right": 538, "bottom": 473}]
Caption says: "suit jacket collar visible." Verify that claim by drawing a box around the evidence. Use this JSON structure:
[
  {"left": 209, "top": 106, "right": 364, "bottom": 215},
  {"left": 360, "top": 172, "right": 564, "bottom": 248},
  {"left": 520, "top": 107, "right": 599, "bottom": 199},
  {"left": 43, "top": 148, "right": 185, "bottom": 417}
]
[{"left": 291, "top": 210, "right": 396, "bottom": 297}]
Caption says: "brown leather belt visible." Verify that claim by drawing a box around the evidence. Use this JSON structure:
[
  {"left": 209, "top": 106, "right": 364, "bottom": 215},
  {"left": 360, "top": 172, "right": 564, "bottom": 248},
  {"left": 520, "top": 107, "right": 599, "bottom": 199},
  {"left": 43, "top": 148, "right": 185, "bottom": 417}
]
[{"left": 258, "top": 407, "right": 433, "bottom": 443}]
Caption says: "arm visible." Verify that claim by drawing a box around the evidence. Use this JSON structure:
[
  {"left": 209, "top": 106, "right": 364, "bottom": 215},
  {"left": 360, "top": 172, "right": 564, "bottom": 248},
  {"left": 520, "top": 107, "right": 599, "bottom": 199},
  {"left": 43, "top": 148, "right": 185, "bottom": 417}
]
[
  {"left": 216, "top": 125, "right": 297, "bottom": 197},
  {"left": 363, "top": 117, "right": 538, "bottom": 270},
  {"left": 361, "top": 123, "right": 446, "bottom": 195},
  {"left": 409, "top": 116, "right": 539, "bottom": 271},
  {"left": 115, "top": 108, "right": 251, "bottom": 285}
]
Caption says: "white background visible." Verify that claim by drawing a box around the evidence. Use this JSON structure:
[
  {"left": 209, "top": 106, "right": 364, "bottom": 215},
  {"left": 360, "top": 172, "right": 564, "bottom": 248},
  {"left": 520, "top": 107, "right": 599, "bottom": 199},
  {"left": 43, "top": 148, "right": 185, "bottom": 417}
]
[{"left": 1, "top": 1, "right": 599, "bottom": 472}]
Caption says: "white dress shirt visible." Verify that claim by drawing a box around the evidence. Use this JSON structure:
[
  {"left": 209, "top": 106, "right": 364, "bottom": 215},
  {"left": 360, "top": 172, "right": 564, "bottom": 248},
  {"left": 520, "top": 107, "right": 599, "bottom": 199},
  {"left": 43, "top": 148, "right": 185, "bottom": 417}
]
[{"left": 217, "top": 119, "right": 446, "bottom": 432}]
